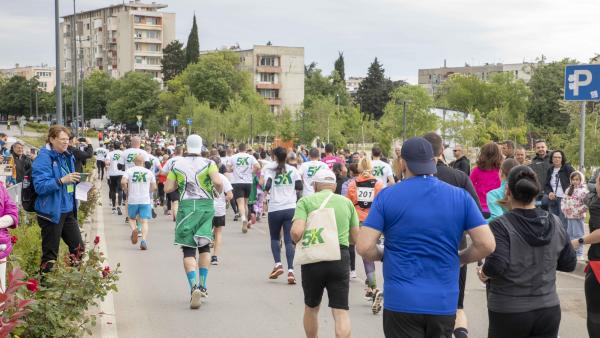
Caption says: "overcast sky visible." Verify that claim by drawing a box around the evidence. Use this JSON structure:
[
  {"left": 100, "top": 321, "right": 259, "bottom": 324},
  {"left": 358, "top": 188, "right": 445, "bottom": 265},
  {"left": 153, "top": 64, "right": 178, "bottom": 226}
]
[{"left": 1, "top": 0, "right": 598, "bottom": 83}]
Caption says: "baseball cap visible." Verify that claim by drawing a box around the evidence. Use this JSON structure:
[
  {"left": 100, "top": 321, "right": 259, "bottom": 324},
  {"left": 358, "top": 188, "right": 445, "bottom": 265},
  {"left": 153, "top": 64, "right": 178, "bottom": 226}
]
[
  {"left": 401, "top": 137, "right": 437, "bottom": 175},
  {"left": 186, "top": 134, "right": 203, "bottom": 154},
  {"left": 312, "top": 168, "right": 336, "bottom": 184}
]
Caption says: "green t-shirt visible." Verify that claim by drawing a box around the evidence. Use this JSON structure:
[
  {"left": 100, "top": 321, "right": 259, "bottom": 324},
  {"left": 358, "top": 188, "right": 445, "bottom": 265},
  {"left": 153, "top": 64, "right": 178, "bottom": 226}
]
[{"left": 293, "top": 190, "right": 359, "bottom": 246}]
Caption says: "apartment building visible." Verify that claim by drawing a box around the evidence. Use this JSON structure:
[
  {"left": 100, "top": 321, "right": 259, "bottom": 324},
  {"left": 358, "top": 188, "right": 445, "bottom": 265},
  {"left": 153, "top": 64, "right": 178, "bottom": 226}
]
[
  {"left": 0, "top": 64, "right": 56, "bottom": 92},
  {"left": 346, "top": 76, "right": 364, "bottom": 96},
  {"left": 418, "top": 61, "right": 534, "bottom": 95},
  {"left": 60, "top": 0, "right": 175, "bottom": 84},
  {"left": 232, "top": 45, "right": 304, "bottom": 114}
]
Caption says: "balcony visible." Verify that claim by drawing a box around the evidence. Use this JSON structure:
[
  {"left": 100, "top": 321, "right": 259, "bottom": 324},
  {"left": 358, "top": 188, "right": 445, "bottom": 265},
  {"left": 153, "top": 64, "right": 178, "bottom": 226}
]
[
  {"left": 134, "top": 63, "right": 161, "bottom": 71},
  {"left": 264, "top": 98, "right": 282, "bottom": 105},
  {"left": 256, "top": 66, "right": 281, "bottom": 73},
  {"left": 135, "top": 50, "right": 162, "bottom": 57},
  {"left": 256, "top": 83, "right": 281, "bottom": 90}
]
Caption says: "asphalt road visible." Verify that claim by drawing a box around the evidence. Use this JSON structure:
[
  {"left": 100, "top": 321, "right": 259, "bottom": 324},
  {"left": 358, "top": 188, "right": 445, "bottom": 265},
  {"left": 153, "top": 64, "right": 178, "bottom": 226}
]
[{"left": 96, "top": 183, "right": 588, "bottom": 338}]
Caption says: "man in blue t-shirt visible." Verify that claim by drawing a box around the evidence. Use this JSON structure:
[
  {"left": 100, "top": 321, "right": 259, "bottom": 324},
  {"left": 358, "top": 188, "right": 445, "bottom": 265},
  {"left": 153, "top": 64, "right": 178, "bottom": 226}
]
[{"left": 357, "top": 137, "right": 496, "bottom": 338}]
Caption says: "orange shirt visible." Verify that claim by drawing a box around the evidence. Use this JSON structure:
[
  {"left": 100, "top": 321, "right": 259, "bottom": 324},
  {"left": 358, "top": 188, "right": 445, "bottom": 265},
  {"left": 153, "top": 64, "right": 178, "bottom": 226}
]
[{"left": 347, "top": 173, "right": 384, "bottom": 222}]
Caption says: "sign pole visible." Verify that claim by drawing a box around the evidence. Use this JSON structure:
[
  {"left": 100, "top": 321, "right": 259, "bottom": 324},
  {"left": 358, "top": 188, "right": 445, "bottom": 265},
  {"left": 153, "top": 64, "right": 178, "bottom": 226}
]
[{"left": 580, "top": 101, "right": 586, "bottom": 172}]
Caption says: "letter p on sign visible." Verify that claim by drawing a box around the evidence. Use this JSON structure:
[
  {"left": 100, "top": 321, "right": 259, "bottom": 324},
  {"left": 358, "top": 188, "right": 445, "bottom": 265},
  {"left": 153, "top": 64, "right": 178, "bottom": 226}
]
[{"left": 569, "top": 70, "right": 593, "bottom": 96}]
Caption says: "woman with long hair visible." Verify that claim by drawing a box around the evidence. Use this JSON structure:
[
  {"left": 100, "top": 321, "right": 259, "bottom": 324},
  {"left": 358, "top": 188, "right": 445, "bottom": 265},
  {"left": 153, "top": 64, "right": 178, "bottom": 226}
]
[
  {"left": 346, "top": 156, "right": 385, "bottom": 314},
  {"left": 545, "top": 150, "right": 575, "bottom": 226},
  {"left": 479, "top": 166, "right": 576, "bottom": 338},
  {"left": 470, "top": 142, "right": 503, "bottom": 218},
  {"left": 261, "top": 147, "right": 302, "bottom": 284},
  {"left": 486, "top": 158, "right": 519, "bottom": 221}
]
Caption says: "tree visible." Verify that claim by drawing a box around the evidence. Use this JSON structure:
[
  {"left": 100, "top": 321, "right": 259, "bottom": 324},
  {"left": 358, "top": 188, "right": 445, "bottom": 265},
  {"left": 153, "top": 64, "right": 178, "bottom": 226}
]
[
  {"left": 162, "top": 40, "right": 186, "bottom": 82},
  {"left": 185, "top": 15, "right": 200, "bottom": 65},
  {"left": 334, "top": 52, "right": 345, "bottom": 84},
  {"left": 356, "top": 58, "right": 393, "bottom": 120},
  {"left": 0, "top": 76, "right": 37, "bottom": 117},
  {"left": 82, "top": 71, "right": 112, "bottom": 119},
  {"left": 107, "top": 72, "right": 160, "bottom": 122}
]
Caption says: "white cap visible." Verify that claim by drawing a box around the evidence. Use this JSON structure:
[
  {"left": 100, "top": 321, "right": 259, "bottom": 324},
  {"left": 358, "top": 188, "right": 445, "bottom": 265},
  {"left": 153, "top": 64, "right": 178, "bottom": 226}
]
[
  {"left": 312, "top": 168, "right": 336, "bottom": 184},
  {"left": 186, "top": 134, "right": 203, "bottom": 154}
]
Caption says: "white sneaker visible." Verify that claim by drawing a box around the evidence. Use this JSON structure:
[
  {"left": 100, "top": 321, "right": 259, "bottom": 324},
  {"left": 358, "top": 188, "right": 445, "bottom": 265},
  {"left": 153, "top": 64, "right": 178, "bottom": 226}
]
[
  {"left": 190, "top": 287, "right": 202, "bottom": 309},
  {"left": 350, "top": 270, "right": 357, "bottom": 279},
  {"left": 242, "top": 218, "right": 248, "bottom": 233}
]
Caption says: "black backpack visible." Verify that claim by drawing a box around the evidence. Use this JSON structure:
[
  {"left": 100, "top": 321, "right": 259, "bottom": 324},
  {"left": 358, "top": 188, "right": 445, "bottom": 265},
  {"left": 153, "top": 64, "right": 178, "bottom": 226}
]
[{"left": 21, "top": 167, "right": 37, "bottom": 212}]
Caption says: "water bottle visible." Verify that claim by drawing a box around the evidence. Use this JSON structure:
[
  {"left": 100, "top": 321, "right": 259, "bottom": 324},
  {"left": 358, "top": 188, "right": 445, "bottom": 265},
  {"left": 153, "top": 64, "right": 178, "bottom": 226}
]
[{"left": 23, "top": 176, "right": 30, "bottom": 189}]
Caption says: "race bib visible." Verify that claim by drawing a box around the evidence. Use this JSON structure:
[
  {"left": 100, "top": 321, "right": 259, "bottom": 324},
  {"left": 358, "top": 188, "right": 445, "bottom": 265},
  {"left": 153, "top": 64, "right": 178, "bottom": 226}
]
[{"left": 357, "top": 187, "right": 375, "bottom": 203}]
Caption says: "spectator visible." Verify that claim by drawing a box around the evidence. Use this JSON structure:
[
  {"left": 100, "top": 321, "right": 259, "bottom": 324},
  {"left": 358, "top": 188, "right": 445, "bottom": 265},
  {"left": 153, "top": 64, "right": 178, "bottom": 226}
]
[
  {"left": 9, "top": 141, "right": 32, "bottom": 183},
  {"left": 322, "top": 144, "right": 344, "bottom": 170},
  {"left": 0, "top": 182, "right": 18, "bottom": 290},
  {"left": 544, "top": 150, "right": 574, "bottom": 226},
  {"left": 529, "top": 139, "right": 552, "bottom": 207},
  {"left": 33, "top": 125, "right": 85, "bottom": 273},
  {"left": 514, "top": 147, "right": 528, "bottom": 165},
  {"left": 486, "top": 159, "right": 519, "bottom": 221},
  {"left": 561, "top": 171, "right": 588, "bottom": 260},
  {"left": 0, "top": 133, "right": 10, "bottom": 160},
  {"left": 332, "top": 163, "right": 348, "bottom": 195},
  {"left": 357, "top": 137, "right": 495, "bottom": 338},
  {"left": 68, "top": 136, "right": 94, "bottom": 173},
  {"left": 479, "top": 165, "right": 576, "bottom": 338},
  {"left": 470, "top": 143, "right": 503, "bottom": 218},
  {"left": 499, "top": 140, "right": 515, "bottom": 159},
  {"left": 450, "top": 144, "right": 471, "bottom": 176}
]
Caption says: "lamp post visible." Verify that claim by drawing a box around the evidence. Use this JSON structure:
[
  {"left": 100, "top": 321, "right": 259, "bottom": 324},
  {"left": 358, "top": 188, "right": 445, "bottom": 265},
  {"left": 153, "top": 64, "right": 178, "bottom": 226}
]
[{"left": 55, "top": 0, "right": 63, "bottom": 125}]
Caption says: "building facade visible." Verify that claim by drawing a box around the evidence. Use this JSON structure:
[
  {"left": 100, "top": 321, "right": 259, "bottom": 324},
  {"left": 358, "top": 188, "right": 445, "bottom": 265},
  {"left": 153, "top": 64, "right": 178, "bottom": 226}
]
[
  {"left": 233, "top": 45, "right": 304, "bottom": 114},
  {"left": 60, "top": 0, "right": 175, "bottom": 84},
  {"left": 0, "top": 64, "right": 56, "bottom": 92},
  {"left": 418, "top": 62, "right": 534, "bottom": 96},
  {"left": 346, "top": 76, "right": 364, "bottom": 96}
]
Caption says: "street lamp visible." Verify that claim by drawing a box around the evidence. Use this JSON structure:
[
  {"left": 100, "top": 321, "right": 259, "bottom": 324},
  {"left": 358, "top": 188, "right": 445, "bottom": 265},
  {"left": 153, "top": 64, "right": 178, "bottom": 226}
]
[{"left": 55, "top": 0, "right": 63, "bottom": 125}]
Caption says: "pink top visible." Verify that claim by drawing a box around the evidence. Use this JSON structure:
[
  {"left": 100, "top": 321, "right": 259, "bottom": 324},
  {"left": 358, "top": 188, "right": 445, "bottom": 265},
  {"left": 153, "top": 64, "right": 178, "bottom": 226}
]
[
  {"left": 322, "top": 155, "right": 344, "bottom": 170},
  {"left": 470, "top": 166, "right": 501, "bottom": 213}
]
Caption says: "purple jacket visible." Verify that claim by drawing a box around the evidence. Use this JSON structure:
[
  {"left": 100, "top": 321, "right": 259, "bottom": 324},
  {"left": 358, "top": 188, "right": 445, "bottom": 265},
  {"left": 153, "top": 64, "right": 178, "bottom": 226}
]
[{"left": 0, "top": 183, "right": 18, "bottom": 259}]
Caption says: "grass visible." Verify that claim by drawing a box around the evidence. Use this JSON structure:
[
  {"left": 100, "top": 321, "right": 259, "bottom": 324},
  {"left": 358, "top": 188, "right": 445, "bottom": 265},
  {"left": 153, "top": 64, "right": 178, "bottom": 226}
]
[{"left": 19, "top": 136, "right": 45, "bottom": 149}]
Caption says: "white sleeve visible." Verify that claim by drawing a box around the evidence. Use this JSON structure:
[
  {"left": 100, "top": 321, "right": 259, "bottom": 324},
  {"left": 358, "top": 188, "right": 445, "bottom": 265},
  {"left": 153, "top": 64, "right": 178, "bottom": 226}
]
[
  {"left": 385, "top": 164, "right": 394, "bottom": 180},
  {"left": 118, "top": 150, "right": 126, "bottom": 165},
  {"left": 223, "top": 177, "right": 233, "bottom": 193}
]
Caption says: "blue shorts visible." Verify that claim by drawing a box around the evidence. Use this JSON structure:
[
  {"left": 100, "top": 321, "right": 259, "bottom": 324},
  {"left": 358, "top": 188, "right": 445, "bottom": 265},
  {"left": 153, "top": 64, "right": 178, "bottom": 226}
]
[{"left": 128, "top": 204, "right": 152, "bottom": 220}]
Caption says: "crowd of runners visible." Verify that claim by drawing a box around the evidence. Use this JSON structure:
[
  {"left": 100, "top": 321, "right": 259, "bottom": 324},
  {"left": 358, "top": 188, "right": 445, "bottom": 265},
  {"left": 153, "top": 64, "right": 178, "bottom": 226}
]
[{"left": 78, "top": 127, "right": 600, "bottom": 338}]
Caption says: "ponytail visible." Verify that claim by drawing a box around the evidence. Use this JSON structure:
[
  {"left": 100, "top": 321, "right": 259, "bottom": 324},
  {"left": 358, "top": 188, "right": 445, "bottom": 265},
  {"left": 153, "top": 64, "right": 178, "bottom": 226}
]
[{"left": 273, "top": 147, "right": 287, "bottom": 176}]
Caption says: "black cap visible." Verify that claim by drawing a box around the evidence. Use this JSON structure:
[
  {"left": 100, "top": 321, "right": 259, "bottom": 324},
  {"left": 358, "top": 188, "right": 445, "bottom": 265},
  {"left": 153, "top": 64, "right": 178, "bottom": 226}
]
[{"left": 401, "top": 137, "right": 437, "bottom": 175}]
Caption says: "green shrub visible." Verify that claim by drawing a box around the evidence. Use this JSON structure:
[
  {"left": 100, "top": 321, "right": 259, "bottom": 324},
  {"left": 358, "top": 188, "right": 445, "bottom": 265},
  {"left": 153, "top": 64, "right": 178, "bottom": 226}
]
[{"left": 24, "top": 122, "right": 50, "bottom": 133}]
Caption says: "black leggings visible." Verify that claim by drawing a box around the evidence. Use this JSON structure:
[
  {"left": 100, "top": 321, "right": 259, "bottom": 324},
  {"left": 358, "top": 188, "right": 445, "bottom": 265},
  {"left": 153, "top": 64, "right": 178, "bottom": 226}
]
[
  {"left": 157, "top": 182, "right": 165, "bottom": 206},
  {"left": 488, "top": 305, "right": 561, "bottom": 338},
  {"left": 97, "top": 160, "right": 106, "bottom": 179},
  {"left": 268, "top": 209, "right": 295, "bottom": 269},
  {"left": 108, "top": 175, "right": 123, "bottom": 208},
  {"left": 349, "top": 244, "right": 356, "bottom": 271},
  {"left": 586, "top": 268, "right": 600, "bottom": 337}
]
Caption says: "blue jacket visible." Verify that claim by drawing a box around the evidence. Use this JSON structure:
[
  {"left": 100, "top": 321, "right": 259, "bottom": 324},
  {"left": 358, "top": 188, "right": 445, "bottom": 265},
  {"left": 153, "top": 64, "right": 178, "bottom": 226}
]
[{"left": 32, "top": 145, "right": 77, "bottom": 224}]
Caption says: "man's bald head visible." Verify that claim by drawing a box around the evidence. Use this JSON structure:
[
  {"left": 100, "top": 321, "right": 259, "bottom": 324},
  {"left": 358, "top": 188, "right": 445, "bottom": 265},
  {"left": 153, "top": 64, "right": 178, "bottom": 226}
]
[
  {"left": 134, "top": 154, "right": 145, "bottom": 166},
  {"left": 131, "top": 136, "right": 141, "bottom": 148}
]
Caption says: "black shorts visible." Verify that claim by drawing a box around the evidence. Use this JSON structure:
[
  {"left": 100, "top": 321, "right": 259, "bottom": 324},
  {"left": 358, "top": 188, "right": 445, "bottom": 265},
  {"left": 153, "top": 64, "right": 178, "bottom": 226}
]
[
  {"left": 301, "top": 248, "right": 350, "bottom": 310},
  {"left": 182, "top": 245, "right": 210, "bottom": 257},
  {"left": 167, "top": 190, "right": 180, "bottom": 202},
  {"left": 212, "top": 215, "right": 226, "bottom": 227},
  {"left": 232, "top": 183, "right": 252, "bottom": 200},
  {"left": 383, "top": 309, "right": 455, "bottom": 338}
]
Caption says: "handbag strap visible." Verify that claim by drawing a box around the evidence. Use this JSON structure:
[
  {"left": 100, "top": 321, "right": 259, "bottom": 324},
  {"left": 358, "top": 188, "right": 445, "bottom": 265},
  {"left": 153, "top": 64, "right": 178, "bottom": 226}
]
[{"left": 319, "top": 192, "right": 335, "bottom": 210}]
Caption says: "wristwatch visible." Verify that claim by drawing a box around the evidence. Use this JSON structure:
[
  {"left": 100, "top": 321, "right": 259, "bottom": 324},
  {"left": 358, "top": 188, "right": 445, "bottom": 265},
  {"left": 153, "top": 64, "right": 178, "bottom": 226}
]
[{"left": 579, "top": 238, "right": 585, "bottom": 245}]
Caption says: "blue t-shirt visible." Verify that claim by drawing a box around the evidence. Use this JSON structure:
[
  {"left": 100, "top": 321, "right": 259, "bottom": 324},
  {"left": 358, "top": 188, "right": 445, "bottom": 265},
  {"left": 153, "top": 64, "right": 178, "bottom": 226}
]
[{"left": 363, "top": 175, "right": 486, "bottom": 315}]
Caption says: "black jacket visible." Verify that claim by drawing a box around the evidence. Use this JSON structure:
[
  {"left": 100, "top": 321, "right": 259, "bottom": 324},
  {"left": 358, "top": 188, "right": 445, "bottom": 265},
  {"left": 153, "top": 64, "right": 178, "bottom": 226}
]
[
  {"left": 10, "top": 152, "right": 32, "bottom": 183},
  {"left": 544, "top": 164, "right": 575, "bottom": 195},
  {"left": 435, "top": 160, "right": 481, "bottom": 211},
  {"left": 450, "top": 156, "right": 471, "bottom": 176},
  {"left": 529, "top": 152, "right": 552, "bottom": 191},
  {"left": 68, "top": 144, "right": 93, "bottom": 173}
]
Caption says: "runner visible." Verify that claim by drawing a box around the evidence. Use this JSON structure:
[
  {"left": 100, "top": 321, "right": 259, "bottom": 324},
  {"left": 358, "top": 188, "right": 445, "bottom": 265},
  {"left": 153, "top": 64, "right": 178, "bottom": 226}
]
[
  {"left": 121, "top": 154, "right": 156, "bottom": 250},
  {"left": 105, "top": 143, "right": 124, "bottom": 215},
  {"left": 299, "top": 147, "right": 329, "bottom": 197},
  {"left": 291, "top": 168, "right": 359, "bottom": 338},
  {"left": 210, "top": 156, "right": 233, "bottom": 266},
  {"left": 371, "top": 146, "right": 395, "bottom": 187},
  {"left": 227, "top": 143, "right": 260, "bottom": 233},
  {"left": 346, "top": 156, "right": 385, "bottom": 314},
  {"left": 322, "top": 144, "right": 344, "bottom": 170},
  {"left": 161, "top": 146, "right": 183, "bottom": 221},
  {"left": 118, "top": 136, "right": 150, "bottom": 222},
  {"left": 95, "top": 143, "right": 108, "bottom": 181},
  {"left": 164, "top": 134, "right": 222, "bottom": 309},
  {"left": 261, "top": 147, "right": 302, "bottom": 284}
]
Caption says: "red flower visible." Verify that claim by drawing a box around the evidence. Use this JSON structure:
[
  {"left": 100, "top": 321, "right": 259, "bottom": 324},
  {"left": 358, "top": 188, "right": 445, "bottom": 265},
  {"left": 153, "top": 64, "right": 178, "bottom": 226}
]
[
  {"left": 10, "top": 235, "right": 17, "bottom": 244},
  {"left": 26, "top": 279, "right": 39, "bottom": 293},
  {"left": 94, "top": 236, "right": 100, "bottom": 245},
  {"left": 102, "top": 266, "right": 111, "bottom": 278}
]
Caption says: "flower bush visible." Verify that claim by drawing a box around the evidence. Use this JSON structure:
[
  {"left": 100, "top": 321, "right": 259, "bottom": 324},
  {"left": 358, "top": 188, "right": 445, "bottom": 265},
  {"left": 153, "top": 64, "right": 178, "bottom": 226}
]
[{"left": 0, "top": 268, "right": 35, "bottom": 337}]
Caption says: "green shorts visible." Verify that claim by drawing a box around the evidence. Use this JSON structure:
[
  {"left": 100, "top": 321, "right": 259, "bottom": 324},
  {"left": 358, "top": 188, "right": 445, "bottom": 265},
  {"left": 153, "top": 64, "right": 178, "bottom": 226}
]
[{"left": 174, "top": 199, "right": 215, "bottom": 248}]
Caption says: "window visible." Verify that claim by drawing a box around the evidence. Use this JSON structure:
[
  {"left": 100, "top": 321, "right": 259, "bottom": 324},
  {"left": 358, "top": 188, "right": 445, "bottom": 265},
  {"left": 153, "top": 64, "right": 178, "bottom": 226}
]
[
  {"left": 135, "top": 43, "right": 141, "bottom": 51},
  {"left": 86, "top": 23, "right": 90, "bottom": 30},
  {"left": 146, "top": 30, "right": 159, "bottom": 39},
  {"left": 134, "top": 16, "right": 142, "bottom": 23},
  {"left": 260, "top": 56, "right": 276, "bottom": 66},
  {"left": 39, "top": 82, "right": 48, "bottom": 89},
  {"left": 260, "top": 73, "right": 275, "bottom": 83},
  {"left": 259, "top": 89, "right": 278, "bottom": 98},
  {"left": 135, "top": 56, "right": 142, "bottom": 64},
  {"left": 147, "top": 43, "right": 161, "bottom": 52}
]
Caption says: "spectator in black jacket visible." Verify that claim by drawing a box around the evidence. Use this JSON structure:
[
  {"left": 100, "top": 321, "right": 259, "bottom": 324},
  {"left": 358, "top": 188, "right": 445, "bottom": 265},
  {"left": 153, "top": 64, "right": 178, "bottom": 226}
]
[
  {"left": 529, "top": 140, "right": 552, "bottom": 208},
  {"left": 450, "top": 144, "right": 471, "bottom": 176},
  {"left": 544, "top": 150, "right": 574, "bottom": 227},
  {"left": 9, "top": 142, "right": 32, "bottom": 183},
  {"left": 68, "top": 136, "right": 94, "bottom": 173}
]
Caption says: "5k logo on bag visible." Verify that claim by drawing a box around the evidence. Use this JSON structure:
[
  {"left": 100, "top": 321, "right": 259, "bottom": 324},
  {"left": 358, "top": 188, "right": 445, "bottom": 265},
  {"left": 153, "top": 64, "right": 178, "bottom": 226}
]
[
  {"left": 302, "top": 228, "right": 325, "bottom": 247},
  {"left": 274, "top": 171, "right": 293, "bottom": 185},
  {"left": 132, "top": 172, "right": 147, "bottom": 182},
  {"left": 236, "top": 157, "right": 249, "bottom": 166}
]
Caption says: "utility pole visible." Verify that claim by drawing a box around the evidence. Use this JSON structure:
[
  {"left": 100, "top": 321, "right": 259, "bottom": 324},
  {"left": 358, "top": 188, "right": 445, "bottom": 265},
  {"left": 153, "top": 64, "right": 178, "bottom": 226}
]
[
  {"left": 580, "top": 102, "right": 586, "bottom": 171},
  {"left": 55, "top": 0, "right": 63, "bottom": 125},
  {"left": 71, "top": 0, "right": 79, "bottom": 135}
]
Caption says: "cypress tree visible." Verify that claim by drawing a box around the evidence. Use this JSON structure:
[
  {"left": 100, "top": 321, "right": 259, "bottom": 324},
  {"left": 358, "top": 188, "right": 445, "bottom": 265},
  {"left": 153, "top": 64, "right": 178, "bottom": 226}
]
[
  {"left": 185, "top": 15, "right": 200, "bottom": 65},
  {"left": 334, "top": 52, "right": 345, "bottom": 84}
]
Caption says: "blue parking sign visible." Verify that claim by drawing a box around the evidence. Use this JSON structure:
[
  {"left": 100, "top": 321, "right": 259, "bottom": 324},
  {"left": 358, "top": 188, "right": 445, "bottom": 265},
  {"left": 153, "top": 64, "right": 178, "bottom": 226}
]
[
  {"left": 171, "top": 119, "right": 179, "bottom": 127},
  {"left": 187, "top": 118, "right": 193, "bottom": 125},
  {"left": 564, "top": 64, "right": 600, "bottom": 101}
]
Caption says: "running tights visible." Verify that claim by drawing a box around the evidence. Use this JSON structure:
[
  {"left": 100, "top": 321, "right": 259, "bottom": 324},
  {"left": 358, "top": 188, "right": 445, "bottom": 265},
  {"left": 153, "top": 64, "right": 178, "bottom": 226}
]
[
  {"left": 349, "top": 244, "right": 356, "bottom": 271},
  {"left": 363, "top": 258, "right": 376, "bottom": 288},
  {"left": 108, "top": 176, "right": 123, "bottom": 208},
  {"left": 586, "top": 268, "right": 600, "bottom": 337},
  {"left": 267, "top": 208, "right": 295, "bottom": 269}
]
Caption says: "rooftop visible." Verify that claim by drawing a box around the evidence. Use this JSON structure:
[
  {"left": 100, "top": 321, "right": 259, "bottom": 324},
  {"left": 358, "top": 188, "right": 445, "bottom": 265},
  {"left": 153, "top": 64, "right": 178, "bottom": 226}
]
[{"left": 62, "top": 1, "right": 167, "bottom": 18}]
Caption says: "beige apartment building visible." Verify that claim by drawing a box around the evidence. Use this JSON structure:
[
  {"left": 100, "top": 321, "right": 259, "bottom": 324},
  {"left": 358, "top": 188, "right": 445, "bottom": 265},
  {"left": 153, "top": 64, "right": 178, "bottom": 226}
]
[
  {"left": 346, "top": 76, "right": 364, "bottom": 96},
  {"left": 232, "top": 45, "right": 304, "bottom": 114},
  {"left": 418, "top": 62, "right": 534, "bottom": 95},
  {"left": 60, "top": 0, "right": 175, "bottom": 84},
  {"left": 0, "top": 64, "right": 56, "bottom": 92}
]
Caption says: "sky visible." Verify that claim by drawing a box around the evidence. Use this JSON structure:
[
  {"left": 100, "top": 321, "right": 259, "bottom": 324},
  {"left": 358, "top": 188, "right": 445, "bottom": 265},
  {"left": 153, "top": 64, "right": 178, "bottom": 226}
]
[{"left": 1, "top": 0, "right": 598, "bottom": 84}]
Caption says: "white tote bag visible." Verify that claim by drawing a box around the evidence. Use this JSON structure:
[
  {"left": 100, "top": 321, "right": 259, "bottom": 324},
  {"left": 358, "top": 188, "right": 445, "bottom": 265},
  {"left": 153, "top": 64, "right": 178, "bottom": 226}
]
[{"left": 295, "top": 192, "right": 341, "bottom": 265}]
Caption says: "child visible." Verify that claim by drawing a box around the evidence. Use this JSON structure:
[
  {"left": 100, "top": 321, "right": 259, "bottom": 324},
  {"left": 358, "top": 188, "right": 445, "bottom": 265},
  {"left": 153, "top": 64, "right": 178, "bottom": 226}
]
[{"left": 561, "top": 171, "right": 588, "bottom": 260}]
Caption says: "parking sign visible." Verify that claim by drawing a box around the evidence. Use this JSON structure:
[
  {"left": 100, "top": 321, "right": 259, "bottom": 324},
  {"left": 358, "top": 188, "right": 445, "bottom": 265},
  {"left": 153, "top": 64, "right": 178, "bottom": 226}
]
[{"left": 564, "top": 64, "right": 600, "bottom": 101}]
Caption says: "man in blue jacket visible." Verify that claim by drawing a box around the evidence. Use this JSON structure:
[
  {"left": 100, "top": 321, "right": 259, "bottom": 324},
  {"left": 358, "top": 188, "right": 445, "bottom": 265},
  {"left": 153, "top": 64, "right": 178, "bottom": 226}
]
[{"left": 32, "top": 125, "right": 84, "bottom": 273}]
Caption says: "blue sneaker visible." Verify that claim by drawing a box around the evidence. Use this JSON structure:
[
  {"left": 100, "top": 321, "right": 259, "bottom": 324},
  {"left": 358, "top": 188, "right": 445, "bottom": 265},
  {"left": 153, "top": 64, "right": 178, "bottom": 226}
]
[{"left": 140, "top": 240, "right": 148, "bottom": 250}]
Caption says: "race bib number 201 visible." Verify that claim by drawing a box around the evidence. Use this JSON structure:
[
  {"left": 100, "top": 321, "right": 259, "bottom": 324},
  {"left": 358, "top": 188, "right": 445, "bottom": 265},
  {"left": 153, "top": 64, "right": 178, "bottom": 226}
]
[{"left": 357, "top": 187, "right": 374, "bottom": 203}]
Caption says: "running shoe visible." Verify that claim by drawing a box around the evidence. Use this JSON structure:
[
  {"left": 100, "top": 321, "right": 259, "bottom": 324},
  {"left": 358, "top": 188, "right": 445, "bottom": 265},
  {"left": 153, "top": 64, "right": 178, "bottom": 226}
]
[
  {"left": 112, "top": 207, "right": 116, "bottom": 214},
  {"left": 130, "top": 229, "right": 138, "bottom": 245},
  {"left": 364, "top": 288, "right": 375, "bottom": 301},
  {"left": 117, "top": 207, "right": 122, "bottom": 216},
  {"left": 269, "top": 265, "right": 284, "bottom": 279},
  {"left": 287, "top": 271, "right": 296, "bottom": 285},
  {"left": 372, "top": 289, "right": 383, "bottom": 315},
  {"left": 350, "top": 270, "right": 357, "bottom": 279},
  {"left": 211, "top": 256, "right": 219, "bottom": 265},
  {"left": 199, "top": 286, "right": 208, "bottom": 298},
  {"left": 234, "top": 213, "right": 240, "bottom": 222},
  {"left": 140, "top": 240, "right": 148, "bottom": 250},
  {"left": 190, "top": 287, "right": 202, "bottom": 309},
  {"left": 242, "top": 218, "right": 248, "bottom": 233},
  {"left": 125, "top": 217, "right": 129, "bottom": 223}
]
